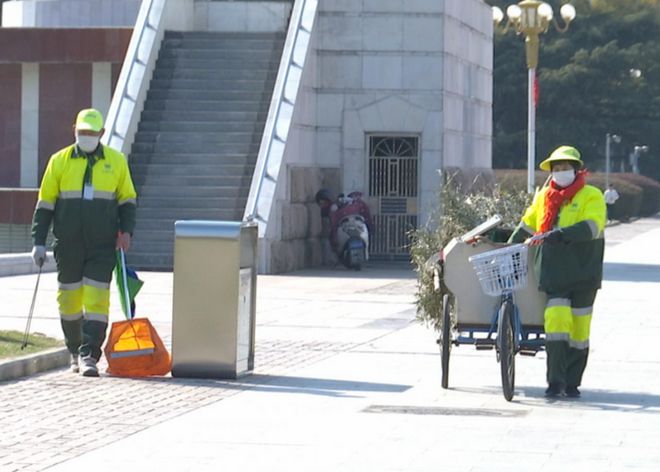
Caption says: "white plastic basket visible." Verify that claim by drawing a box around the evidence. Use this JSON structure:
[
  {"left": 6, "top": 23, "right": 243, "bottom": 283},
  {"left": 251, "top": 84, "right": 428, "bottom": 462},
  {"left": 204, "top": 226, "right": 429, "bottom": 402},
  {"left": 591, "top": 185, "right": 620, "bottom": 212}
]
[{"left": 468, "top": 244, "right": 529, "bottom": 296}]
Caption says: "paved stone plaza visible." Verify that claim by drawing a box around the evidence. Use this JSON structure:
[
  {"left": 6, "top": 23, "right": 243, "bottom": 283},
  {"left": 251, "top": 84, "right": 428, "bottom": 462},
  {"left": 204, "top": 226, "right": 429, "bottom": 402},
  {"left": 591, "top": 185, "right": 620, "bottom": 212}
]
[{"left": 1, "top": 216, "right": 659, "bottom": 471}]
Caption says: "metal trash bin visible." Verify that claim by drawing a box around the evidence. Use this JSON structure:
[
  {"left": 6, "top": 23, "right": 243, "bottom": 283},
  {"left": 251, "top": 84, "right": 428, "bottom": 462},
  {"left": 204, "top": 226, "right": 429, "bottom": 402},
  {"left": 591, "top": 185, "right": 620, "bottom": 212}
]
[{"left": 171, "top": 220, "right": 257, "bottom": 379}]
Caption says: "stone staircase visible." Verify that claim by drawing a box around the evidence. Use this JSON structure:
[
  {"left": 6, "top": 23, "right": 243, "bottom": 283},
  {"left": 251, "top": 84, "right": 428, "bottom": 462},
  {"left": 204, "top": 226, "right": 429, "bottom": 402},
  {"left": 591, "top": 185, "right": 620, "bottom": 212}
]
[{"left": 128, "top": 31, "right": 285, "bottom": 270}]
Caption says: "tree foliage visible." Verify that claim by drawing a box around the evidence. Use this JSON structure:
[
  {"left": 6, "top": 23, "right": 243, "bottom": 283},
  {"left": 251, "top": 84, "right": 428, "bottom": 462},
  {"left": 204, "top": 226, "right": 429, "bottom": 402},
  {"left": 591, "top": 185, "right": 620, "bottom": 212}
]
[{"left": 487, "top": 0, "right": 660, "bottom": 180}]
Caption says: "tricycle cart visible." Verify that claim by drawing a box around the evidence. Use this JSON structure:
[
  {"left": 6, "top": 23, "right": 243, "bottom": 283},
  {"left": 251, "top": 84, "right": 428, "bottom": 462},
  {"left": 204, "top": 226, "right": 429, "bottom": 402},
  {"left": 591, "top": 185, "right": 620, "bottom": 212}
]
[{"left": 434, "top": 216, "right": 547, "bottom": 401}]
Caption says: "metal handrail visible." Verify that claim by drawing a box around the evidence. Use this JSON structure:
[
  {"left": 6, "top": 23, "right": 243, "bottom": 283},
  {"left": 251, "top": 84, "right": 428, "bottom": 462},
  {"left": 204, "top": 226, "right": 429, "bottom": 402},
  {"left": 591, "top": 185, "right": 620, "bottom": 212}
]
[
  {"left": 243, "top": 0, "right": 318, "bottom": 237},
  {"left": 102, "top": 0, "right": 167, "bottom": 154}
]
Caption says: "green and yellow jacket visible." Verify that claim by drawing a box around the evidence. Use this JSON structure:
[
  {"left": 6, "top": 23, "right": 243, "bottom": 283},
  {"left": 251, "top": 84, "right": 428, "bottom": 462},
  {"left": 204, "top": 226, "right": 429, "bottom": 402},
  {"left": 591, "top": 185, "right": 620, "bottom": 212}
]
[
  {"left": 32, "top": 144, "right": 137, "bottom": 248},
  {"left": 509, "top": 184, "right": 606, "bottom": 294}
]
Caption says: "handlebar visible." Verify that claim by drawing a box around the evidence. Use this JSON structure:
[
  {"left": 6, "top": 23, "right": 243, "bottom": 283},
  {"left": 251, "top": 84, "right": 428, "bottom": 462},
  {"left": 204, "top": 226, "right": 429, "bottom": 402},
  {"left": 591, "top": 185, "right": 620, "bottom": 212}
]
[{"left": 524, "top": 232, "right": 551, "bottom": 246}]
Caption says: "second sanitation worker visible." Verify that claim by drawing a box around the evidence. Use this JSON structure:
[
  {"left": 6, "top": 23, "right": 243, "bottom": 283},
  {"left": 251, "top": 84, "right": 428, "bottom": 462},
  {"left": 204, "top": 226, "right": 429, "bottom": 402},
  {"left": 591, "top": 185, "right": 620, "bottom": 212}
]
[
  {"left": 31, "top": 108, "right": 137, "bottom": 377},
  {"left": 509, "top": 145, "right": 606, "bottom": 398}
]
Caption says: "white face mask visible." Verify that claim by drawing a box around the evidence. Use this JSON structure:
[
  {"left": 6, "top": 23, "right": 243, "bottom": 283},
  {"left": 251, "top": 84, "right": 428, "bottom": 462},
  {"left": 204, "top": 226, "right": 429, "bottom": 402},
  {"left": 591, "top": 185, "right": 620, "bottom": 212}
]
[
  {"left": 76, "top": 133, "right": 100, "bottom": 153},
  {"left": 551, "top": 169, "right": 576, "bottom": 188}
]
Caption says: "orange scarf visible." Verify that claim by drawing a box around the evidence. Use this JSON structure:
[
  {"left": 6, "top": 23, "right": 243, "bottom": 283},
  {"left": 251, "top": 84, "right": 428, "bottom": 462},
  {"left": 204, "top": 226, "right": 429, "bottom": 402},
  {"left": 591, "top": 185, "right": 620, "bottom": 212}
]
[{"left": 537, "top": 170, "right": 587, "bottom": 233}]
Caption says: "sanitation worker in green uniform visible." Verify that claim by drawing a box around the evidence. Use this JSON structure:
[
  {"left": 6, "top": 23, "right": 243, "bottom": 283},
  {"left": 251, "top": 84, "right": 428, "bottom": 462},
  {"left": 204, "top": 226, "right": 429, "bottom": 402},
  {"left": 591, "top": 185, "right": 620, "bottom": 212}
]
[
  {"left": 31, "top": 108, "right": 137, "bottom": 377},
  {"left": 509, "top": 146, "right": 606, "bottom": 398}
]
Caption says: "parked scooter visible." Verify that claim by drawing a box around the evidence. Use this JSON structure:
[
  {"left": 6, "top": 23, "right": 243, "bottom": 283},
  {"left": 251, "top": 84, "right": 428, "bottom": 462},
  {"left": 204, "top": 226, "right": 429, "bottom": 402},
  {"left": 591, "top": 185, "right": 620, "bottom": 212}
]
[{"left": 331, "top": 192, "right": 371, "bottom": 270}]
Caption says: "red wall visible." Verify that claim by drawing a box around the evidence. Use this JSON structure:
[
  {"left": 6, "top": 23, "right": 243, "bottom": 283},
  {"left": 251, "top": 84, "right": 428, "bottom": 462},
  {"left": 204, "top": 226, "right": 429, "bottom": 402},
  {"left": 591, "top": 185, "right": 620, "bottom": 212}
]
[
  {"left": 0, "top": 29, "right": 132, "bottom": 62},
  {"left": 38, "top": 63, "right": 92, "bottom": 178},
  {"left": 0, "top": 64, "right": 22, "bottom": 186},
  {"left": 0, "top": 28, "right": 132, "bottom": 187},
  {"left": 0, "top": 189, "right": 37, "bottom": 224}
]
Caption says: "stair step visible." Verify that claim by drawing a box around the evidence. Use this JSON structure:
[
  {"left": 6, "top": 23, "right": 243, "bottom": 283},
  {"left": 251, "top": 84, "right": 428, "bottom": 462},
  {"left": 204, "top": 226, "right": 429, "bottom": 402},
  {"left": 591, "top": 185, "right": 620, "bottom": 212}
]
[
  {"left": 136, "top": 208, "right": 243, "bottom": 220},
  {"left": 132, "top": 161, "right": 256, "bottom": 173},
  {"left": 137, "top": 185, "right": 249, "bottom": 198},
  {"left": 133, "top": 132, "right": 262, "bottom": 144},
  {"left": 161, "top": 37, "right": 283, "bottom": 47},
  {"left": 162, "top": 37, "right": 285, "bottom": 50},
  {"left": 132, "top": 175, "right": 252, "bottom": 188},
  {"left": 159, "top": 49, "right": 282, "bottom": 60},
  {"left": 132, "top": 219, "right": 176, "bottom": 231},
  {"left": 155, "top": 58, "right": 280, "bottom": 69},
  {"left": 164, "top": 31, "right": 285, "bottom": 40},
  {"left": 140, "top": 110, "right": 268, "bottom": 122},
  {"left": 131, "top": 162, "right": 255, "bottom": 175},
  {"left": 143, "top": 100, "right": 266, "bottom": 112},
  {"left": 130, "top": 152, "right": 257, "bottom": 165},
  {"left": 150, "top": 74, "right": 275, "bottom": 87},
  {"left": 124, "top": 255, "right": 173, "bottom": 272},
  {"left": 131, "top": 229, "right": 175, "bottom": 242},
  {"left": 149, "top": 77, "right": 275, "bottom": 92},
  {"left": 130, "top": 241, "right": 174, "bottom": 254},
  {"left": 131, "top": 142, "right": 260, "bottom": 154},
  {"left": 146, "top": 88, "right": 274, "bottom": 100},
  {"left": 137, "top": 121, "right": 263, "bottom": 133},
  {"left": 137, "top": 196, "right": 247, "bottom": 210}
]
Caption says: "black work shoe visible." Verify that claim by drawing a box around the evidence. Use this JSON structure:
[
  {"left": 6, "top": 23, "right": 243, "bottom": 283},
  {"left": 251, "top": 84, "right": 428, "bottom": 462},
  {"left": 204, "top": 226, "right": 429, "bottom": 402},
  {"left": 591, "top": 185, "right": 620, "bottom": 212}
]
[
  {"left": 80, "top": 356, "right": 99, "bottom": 377},
  {"left": 544, "top": 383, "right": 564, "bottom": 398},
  {"left": 565, "top": 386, "right": 581, "bottom": 398}
]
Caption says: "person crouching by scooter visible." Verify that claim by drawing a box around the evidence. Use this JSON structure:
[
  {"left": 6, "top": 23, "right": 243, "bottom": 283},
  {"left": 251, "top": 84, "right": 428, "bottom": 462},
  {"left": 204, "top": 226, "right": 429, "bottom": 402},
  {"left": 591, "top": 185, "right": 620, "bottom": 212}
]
[{"left": 315, "top": 189, "right": 338, "bottom": 266}]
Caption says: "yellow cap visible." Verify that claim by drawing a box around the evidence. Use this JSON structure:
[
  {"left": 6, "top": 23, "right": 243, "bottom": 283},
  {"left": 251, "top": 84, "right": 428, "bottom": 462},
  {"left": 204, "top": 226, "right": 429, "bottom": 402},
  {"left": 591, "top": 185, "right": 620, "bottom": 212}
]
[
  {"left": 539, "top": 145, "right": 583, "bottom": 171},
  {"left": 75, "top": 108, "right": 104, "bottom": 132}
]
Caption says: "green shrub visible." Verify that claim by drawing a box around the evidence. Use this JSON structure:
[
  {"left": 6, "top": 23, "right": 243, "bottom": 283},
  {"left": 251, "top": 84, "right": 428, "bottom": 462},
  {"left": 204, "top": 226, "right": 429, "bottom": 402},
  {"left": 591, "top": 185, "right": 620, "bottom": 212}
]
[
  {"left": 585, "top": 173, "right": 642, "bottom": 221},
  {"left": 494, "top": 169, "right": 549, "bottom": 192},
  {"left": 615, "top": 174, "right": 660, "bottom": 217},
  {"left": 410, "top": 172, "right": 531, "bottom": 331}
]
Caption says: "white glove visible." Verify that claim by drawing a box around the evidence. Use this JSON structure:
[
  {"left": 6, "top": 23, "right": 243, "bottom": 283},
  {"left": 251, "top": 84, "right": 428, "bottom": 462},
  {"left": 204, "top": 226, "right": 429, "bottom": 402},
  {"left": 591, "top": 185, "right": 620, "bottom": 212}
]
[{"left": 31, "top": 246, "right": 47, "bottom": 267}]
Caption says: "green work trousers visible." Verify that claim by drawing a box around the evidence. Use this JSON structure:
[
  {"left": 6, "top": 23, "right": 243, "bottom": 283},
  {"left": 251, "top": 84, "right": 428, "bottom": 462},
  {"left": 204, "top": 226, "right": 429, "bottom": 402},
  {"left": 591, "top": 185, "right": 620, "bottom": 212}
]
[
  {"left": 544, "top": 289, "right": 598, "bottom": 388},
  {"left": 54, "top": 242, "right": 115, "bottom": 361}
]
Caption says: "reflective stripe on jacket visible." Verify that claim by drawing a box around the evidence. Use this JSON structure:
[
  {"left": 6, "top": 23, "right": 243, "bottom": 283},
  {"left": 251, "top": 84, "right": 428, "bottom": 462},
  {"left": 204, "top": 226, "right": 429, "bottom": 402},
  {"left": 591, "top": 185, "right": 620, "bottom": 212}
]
[{"left": 32, "top": 144, "right": 137, "bottom": 247}]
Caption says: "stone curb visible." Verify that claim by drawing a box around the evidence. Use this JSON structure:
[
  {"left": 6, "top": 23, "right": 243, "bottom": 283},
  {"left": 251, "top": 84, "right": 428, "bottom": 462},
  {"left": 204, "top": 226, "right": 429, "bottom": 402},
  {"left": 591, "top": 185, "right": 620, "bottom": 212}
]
[
  {"left": 0, "top": 347, "right": 69, "bottom": 382},
  {"left": 0, "top": 252, "right": 57, "bottom": 277}
]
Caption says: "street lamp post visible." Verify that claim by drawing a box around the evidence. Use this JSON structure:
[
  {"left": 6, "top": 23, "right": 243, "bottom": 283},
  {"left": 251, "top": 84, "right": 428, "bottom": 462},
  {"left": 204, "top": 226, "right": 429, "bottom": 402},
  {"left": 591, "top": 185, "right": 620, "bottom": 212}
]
[
  {"left": 605, "top": 133, "right": 621, "bottom": 187},
  {"left": 630, "top": 145, "right": 649, "bottom": 175},
  {"left": 493, "top": 1, "right": 576, "bottom": 193}
]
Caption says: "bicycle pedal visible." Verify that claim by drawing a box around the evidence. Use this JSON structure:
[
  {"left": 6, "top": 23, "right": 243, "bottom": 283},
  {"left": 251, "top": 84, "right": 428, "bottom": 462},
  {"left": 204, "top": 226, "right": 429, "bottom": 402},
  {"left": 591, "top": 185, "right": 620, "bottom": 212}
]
[
  {"left": 474, "top": 338, "right": 494, "bottom": 346},
  {"left": 475, "top": 343, "right": 494, "bottom": 351},
  {"left": 519, "top": 350, "right": 538, "bottom": 357}
]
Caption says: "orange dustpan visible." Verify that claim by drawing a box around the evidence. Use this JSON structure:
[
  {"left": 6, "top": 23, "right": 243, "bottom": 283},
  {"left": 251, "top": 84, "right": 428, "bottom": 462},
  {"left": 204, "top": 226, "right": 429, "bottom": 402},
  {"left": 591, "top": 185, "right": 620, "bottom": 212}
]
[{"left": 104, "top": 249, "right": 171, "bottom": 377}]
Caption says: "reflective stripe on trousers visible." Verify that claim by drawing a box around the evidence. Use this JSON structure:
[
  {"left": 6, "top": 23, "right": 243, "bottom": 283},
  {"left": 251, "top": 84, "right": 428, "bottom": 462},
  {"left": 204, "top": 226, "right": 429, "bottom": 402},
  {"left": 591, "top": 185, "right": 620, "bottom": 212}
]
[
  {"left": 57, "top": 278, "right": 110, "bottom": 320},
  {"left": 544, "top": 294, "right": 595, "bottom": 349}
]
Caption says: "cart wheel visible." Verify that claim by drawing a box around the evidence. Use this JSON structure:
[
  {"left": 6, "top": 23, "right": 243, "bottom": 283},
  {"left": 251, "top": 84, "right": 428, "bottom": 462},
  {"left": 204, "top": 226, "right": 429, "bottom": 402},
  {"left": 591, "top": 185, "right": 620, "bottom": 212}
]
[
  {"left": 441, "top": 294, "right": 452, "bottom": 389},
  {"left": 497, "top": 298, "right": 516, "bottom": 401}
]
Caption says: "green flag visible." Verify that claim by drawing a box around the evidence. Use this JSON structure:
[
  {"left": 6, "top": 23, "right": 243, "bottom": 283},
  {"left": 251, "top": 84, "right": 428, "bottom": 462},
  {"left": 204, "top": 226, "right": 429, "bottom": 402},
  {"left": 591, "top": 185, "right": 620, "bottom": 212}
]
[{"left": 114, "top": 250, "right": 144, "bottom": 319}]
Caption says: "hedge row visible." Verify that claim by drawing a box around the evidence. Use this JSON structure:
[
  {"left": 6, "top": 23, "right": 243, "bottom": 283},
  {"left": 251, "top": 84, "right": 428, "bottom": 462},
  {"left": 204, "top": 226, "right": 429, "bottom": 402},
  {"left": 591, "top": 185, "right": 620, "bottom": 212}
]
[{"left": 494, "top": 170, "right": 660, "bottom": 220}]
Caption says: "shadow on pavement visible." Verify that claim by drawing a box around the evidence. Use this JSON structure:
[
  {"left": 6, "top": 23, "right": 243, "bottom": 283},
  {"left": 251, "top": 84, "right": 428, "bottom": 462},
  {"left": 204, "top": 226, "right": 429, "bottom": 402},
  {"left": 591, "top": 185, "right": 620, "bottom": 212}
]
[
  {"left": 453, "top": 385, "right": 660, "bottom": 413},
  {"left": 128, "top": 373, "right": 412, "bottom": 398},
  {"left": 603, "top": 262, "right": 660, "bottom": 283},
  {"left": 519, "top": 387, "right": 660, "bottom": 413}
]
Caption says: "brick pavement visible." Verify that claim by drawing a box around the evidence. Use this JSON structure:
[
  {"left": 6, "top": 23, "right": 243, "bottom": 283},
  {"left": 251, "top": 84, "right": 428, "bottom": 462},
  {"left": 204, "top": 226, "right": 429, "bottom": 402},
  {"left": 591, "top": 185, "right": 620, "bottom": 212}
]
[
  {"left": 0, "top": 338, "right": 365, "bottom": 472},
  {"left": 0, "top": 267, "right": 416, "bottom": 471}
]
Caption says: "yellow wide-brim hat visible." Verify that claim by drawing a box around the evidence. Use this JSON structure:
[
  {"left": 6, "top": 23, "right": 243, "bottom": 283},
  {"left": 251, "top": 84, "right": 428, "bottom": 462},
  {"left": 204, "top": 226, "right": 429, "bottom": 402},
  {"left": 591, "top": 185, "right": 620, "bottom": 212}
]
[
  {"left": 539, "top": 145, "right": 583, "bottom": 171},
  {"left": 75, "top": 108, "right": 104, "bottom": 132}
]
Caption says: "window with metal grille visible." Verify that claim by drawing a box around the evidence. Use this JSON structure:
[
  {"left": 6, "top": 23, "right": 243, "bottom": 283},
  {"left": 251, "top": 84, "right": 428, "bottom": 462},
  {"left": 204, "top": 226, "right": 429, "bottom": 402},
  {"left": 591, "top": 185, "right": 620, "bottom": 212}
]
[{"left": 368, "top": 136, "right": 418, "bottom": 198}]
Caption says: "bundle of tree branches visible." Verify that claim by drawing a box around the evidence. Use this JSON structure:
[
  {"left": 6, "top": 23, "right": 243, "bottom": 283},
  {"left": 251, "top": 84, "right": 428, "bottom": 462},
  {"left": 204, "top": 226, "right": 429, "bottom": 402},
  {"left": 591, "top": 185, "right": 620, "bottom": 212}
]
[{"left": 410, "top": 173, "right": 531, "bottom": 332}]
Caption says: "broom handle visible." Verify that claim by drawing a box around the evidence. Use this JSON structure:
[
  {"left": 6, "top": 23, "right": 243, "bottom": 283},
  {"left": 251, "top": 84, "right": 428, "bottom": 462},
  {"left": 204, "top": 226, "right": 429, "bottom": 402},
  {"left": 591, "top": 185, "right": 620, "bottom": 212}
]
[{"left": 120, "top": 248, "right": 132, "bottom": 320}]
